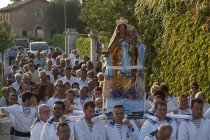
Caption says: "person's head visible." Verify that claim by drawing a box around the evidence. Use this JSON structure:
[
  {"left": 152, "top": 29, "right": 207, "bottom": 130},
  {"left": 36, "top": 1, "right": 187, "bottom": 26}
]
[
  {"left": 97, "top": 72, "right": 104, "bottom": 82},
  {"left": 56, "top": 122, "right": 70, "bottom": 140},
  {"left": 65, "top": 89, "right": 75, "bottom": 103},
  {"left": 156, "top": 124, "right": 173, "bottom": 140},
  {"left": 83, "top": 101, "right": 95, "bottom": 121},
  {"left": 160, "top": 83, "right": 169, "bottom": 97},
  {"left": 112, "top": 104, "right": 125, "bottom": 123},
  {"left": 150, "top": 84, "right": 160, "bottom": 96},
  {"left": 39, "top": 70, "right": 47, "bottom": 81},
  {"left": 60, "top": 59, "right": 66, "bottom": 68},
  {"left": 1, "top": 87, "right": 8, "bottom": 98},
  {"left": 30, "top": 94, "right": 40, "bottom": 106},
  {"left": 191, "top": 98, "right": 203, "bottom": 119},
  {"left": 64, "top": 67, "right": 71, "bottom": 77},
  {"left": 71, "top": 82, "right": 79, "bottom": 90},
  {"left": 79, "top": 86, "right": 89, "bottom": 100},
  {"left": 117, "top": 24, "right": 127, "bottom": 34},
  {"left": 86, "top": 61, "right": 94, "bottom": 70},
  {"left": 8, "top": 93, "right": 18, "bottom": 105},
  {"left": 55, "top": 84, "right": 65, "bottom": 99},
  {"left": 93, "top": 87, "right": 102, "bottom": 99},
  {"left": 190, "top": 82, "right": 199, "bottom": 95},
  {"left": 95, "top": 97, "right": 103, "bottom": 108},
  {"left": 62, "top": 99, "right": 70, "bottom": 115},
  {"left": 23, "top": 64, "right": 29, "bottom": 72},
  {"left": 195, "top": 92, "right": 206, "bottom": 103},
  {"left": 81, "top": 69, "right": 87, "bottom": 79},
  {"left": 87, "top": 80, "right": 94, "bottom": 91},
  {"left": 22, "top": 73, "right": 30, "bottom": 84},
  {"left": 153, "top": 95, "right": 164, "bottom": 106},
  {"left": 38, "top": 85, "right": 48, "bottom": 100},
  {"left": 53, "top": 101, "right": 65, "bottom": 119},
  {"left": 11, "top": 65, "right": 17, "bottom": 73},
  {"left": 178, "top": 94, "right": 189, "bottom": 110},
  {"left": 14, "top": 73, "right": 22, "bottom": 83},
  {"left": 38, "top": 104, "right": 50, "bottom": 122},
  {"left": 22, "top": 91, "right": 33, "bottom": 105},
  {"left": 29, "top": 63, "right": 35, "bottom": 72},
  {"left": 63, "top": 82, "right": 70, "bottom": 91},
  {"left": 154, "top": 101, "right": 167, "bottom": 121},
  {"left": 31, "top": 85, "right": 38, "bottom": 94},
  {"left": 153, "top": 90, "right": 165, "bottom": 101},
  {"left": 51, "top": 67, "right": 59, "bottom": 76},
  {"left": 76, "top": 69, "right": 82, "bottom": 78},
  {"left": 19, "top": 83, "right": 29, "bottom": 93}
]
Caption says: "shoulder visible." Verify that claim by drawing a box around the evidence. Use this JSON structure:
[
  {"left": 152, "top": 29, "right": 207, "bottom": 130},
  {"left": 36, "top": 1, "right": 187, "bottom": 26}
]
[
  {"left": 31, "top": 118, "right": 41, "bottom": 128},
  {"left": 105, "top": 119, "right": 115, "bottom": 128},
  {"left": 46, "top": 117, "right": 54, "bottom": 126}
]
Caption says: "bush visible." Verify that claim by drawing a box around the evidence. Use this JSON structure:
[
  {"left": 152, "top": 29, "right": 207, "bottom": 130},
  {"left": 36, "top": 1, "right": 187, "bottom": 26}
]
[{"left": 75, "top": 34, "right": 91, "bottom": 58}]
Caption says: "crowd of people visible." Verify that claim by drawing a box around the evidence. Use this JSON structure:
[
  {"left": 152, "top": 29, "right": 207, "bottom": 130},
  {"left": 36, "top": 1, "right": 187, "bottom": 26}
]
[{"left": 0, "top": 46, "right": 210, "bottom": 140}]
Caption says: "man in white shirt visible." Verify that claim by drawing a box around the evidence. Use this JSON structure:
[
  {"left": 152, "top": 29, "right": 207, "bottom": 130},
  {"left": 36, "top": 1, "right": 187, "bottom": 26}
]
[
  {"left": 76, "top": 69, "right": 91, "bottom": 88},
  {"left": 138, "top": 101, "right": 177, "bottom": 140},
  {"left": 47, "top": 84, "right": 66, "bottom": 112},
  {"left": 105, "top": 104, "right": 139, "bottom": 140},
  {"left": 28, "top": 63, "right": 39, "bottom": 83},
  {"left": 75, "top": 101, "right": 106, "bottom": 140},
  {"left": 40, "top": 101, "right": 74, "bottom": 140},
  {"left": 178, "top": 98, "right": 210, "bottom": 140},
  {"left": 74, "top": 86, "right": 92, "bottom": 110},
  {"left": 11, "top": 73, "right": 22, "bottom": 92},
  {"left": 50, "top": 67, "right": 62, "bottom": 84},
  {"left": 0, "top": 91, "right": 36, "bottom": 140},
  {"left": 60, "top": 67, "right": 77, "bottom": 85},
  {"left": 30, "top": 104, "right": 50, "bottom": 140}
]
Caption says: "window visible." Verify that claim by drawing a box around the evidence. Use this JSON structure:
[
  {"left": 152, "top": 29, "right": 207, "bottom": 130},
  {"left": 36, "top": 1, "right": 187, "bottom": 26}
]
[{"left": 22, "top": 31, "right": 27, "bottom": 37}]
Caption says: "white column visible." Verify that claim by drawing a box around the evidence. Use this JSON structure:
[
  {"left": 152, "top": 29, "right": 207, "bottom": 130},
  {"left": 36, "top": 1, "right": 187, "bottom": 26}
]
[{"left": 88, "top": 30, "right": 98, "bottom": 67}]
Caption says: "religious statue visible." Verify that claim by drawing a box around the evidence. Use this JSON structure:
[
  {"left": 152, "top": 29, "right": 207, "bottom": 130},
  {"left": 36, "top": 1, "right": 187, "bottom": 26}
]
[{"left": 103, "top": 17, "right": 146, "bottom": 99}]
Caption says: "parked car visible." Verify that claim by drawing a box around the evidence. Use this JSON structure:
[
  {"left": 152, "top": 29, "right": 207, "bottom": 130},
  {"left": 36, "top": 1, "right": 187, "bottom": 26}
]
[{"left": 29, "top": 41, "right": 50, "bottom": 54}]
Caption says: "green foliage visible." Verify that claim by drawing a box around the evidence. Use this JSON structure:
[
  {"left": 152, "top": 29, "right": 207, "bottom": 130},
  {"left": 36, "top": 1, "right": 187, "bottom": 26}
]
[
  {"left": 52, "top": 34, "right": 65, "bottom": 51},
  {"left": 135, "top": 0, "right": 210, "bottom": 100},
  {"left": 80, "top": 0, "right": 137, "bottom": 45},
  {"left": 48, "top": 0, "right": 86, "bottom": 33},
  {"left": 75, "top": 34, "right": 90, "bottom": 58},
  {"left": 0, "top": 21, "right": 14, "bottom": 52}
]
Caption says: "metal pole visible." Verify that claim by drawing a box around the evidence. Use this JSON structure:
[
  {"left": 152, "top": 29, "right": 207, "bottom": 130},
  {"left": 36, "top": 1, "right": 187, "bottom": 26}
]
[
  {"left": 64, "top": 0, "right": 67, "bottom": 54},
  {"left": 1, "top": 51, "right": 4, "bottom": 79}
]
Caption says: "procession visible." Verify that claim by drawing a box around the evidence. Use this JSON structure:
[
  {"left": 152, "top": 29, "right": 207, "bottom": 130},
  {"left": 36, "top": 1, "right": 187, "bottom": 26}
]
[{"left": 0, "top": 0, "right": 210, "bottom": 140}]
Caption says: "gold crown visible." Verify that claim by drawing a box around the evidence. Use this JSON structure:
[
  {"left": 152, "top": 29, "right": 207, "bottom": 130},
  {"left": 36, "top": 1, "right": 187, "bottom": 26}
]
[{"left": 116, "top": 17, "right": 128, "bottom": 25}]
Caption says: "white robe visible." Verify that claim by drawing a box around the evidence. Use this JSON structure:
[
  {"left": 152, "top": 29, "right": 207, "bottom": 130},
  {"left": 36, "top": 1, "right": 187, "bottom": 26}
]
[
  {"left": 30, "top": 118, "right": 45, "bottom": 140},
  {"left": 40, "top": 117, "right": 74, "bottom": 140},
  {"left": 74, "top": 117, "right": 106, "bottom": 140},
  {"left": 0, "top": 104, "right": 36, "bottom": 140},
  {"left": 138, "top": 116, "right": 177, "bottom": 140},
  {"left": 178, "top": 118, "right": 210, "bottom": 140},
  {"left": 105, "top": 119, "right": 139, "bottom": 140}
]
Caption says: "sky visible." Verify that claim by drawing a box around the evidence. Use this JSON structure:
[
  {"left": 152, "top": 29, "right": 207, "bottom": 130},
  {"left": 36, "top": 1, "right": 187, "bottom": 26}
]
[{"left": 0, "top": 0, "right": 11, "bottom": 8}]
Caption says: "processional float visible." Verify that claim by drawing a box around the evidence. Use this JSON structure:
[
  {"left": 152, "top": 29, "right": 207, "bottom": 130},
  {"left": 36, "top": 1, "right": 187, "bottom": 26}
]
[{"left": 102, "top": 17, "right": 146, "bottom": 119}]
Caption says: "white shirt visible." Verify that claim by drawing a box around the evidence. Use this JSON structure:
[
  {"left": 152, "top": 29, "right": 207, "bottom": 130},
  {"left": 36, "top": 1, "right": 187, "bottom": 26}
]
[
  {"left": 105, "top": 119, "right": 139, "bottom": 140},
  {"left": 138, "top": 116, "right": 177, "bottom": 140},
  {"left": 178, "top": 118, "right": 210, "bottom": 140},
  {"left": 0, "top": 104, "right": 36, "bottom": 139},
  {"left": 60, "top": 76, "right": 77, "bottom": 85},
  {"left": 40, "top": 117, "right": 74, "bottom": 140},
  {"left": 76, "top": 77, "right": 91, "bottom": 88},
  {"left": 74, "top": 97, "right": 92, "bottom": 111},
  {"left": 46, "top": 95, "right": 62, "bottom": 113},
  {"left": 11, "top": 82, "right": 21, "bottom": 92},
  {"left": 30, "top": 118, "right": 46, "bottom": 140},
  {"left": 75, "top": 117, "right": 106, "bottom": 140},
  {"left": 50, "top": 75, "right": 62, "bottom": 84}
]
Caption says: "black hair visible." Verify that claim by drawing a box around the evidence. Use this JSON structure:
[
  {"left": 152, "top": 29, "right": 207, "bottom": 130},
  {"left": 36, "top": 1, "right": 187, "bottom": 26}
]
[
  {"left": 22, "top": 91, "right": 33, "bottom": 102},
  {"left": 191, "top": 98, "right": 204, "bottom": 107},
  {"left": 53, "top": 101, "right": 65, "bottom": 110}
]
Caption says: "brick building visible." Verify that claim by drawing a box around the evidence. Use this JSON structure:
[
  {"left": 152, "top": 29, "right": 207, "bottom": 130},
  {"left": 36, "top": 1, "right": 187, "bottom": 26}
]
[{"left": 0, "top": 0, "right": 51, "bottom": 41}]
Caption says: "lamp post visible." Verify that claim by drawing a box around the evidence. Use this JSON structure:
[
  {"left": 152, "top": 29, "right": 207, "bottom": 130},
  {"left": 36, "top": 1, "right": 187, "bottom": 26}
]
[{"left": 64, "top": 0, "right": 68, "bottom": 54}]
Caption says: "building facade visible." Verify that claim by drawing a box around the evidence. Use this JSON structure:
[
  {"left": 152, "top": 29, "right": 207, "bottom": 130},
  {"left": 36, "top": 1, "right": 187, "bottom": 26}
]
[{"left": 0, "top": 0, "right": 51, "bottom": 41}]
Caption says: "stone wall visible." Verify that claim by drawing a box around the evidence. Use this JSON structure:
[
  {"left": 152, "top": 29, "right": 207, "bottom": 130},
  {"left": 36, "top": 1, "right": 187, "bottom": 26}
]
[{"left": 0, "top": 116, "right": 11, "bottom": 140}]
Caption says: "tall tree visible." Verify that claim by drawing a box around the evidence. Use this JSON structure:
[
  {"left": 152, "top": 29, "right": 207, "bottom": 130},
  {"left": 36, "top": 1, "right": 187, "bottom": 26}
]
[
  {"left": 48, "top": 0, "right": 85, "bottom": 33},
  {"left": 80, "top": 0, "right": 137, "bottom": 44}
]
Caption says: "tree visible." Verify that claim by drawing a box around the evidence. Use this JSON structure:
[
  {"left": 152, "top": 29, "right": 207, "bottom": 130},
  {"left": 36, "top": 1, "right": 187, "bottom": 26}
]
[
  {"left": 48, "top": 0, "right": 86, "bottom": 33},
  {"left": 135, "top": 0, "right": 210, "bottom": 99},
  {"left": 10, "top": 0, "right": 22, "bottom": 3},
  {"left": 80, "top": 0, "right": 137, "bottom": 45},
  {"left": 0, "top": 21, "right": 15, "bottom": 78}
]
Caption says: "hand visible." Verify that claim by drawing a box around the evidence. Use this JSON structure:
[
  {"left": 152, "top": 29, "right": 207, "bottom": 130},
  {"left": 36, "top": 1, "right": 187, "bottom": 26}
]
[{"left": 124, "top": 119, "right": 132, "bottom": 128}]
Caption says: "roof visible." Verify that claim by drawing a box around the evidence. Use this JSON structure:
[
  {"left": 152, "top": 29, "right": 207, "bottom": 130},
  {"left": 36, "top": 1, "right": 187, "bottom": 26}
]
[{"left": 0, "top": 0, "right": 48, "bottom": 12}]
